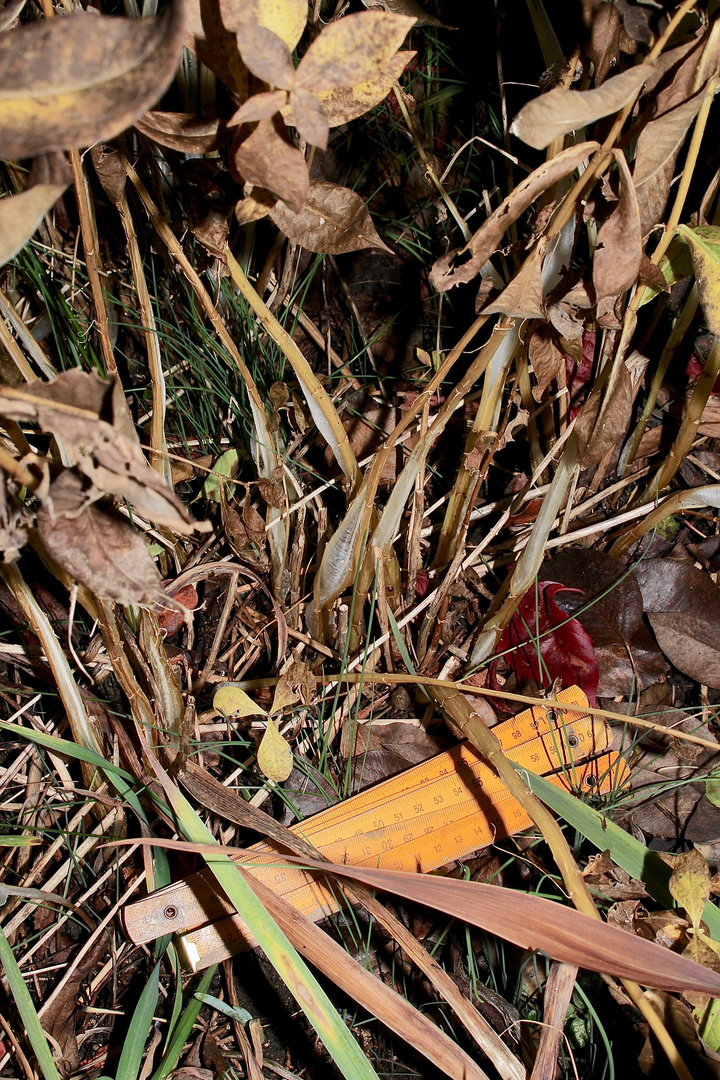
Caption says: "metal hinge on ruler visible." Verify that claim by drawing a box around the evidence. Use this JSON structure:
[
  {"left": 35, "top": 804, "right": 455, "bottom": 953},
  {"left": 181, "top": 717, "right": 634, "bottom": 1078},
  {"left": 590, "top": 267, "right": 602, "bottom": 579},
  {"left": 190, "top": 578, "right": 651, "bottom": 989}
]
[{"left": 124, "top": 685, "right": 629, "bottom": 970}]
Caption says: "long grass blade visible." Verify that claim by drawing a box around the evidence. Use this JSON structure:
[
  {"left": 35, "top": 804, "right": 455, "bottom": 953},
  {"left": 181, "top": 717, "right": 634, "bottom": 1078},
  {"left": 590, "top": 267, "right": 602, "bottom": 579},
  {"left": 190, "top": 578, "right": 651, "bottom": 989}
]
[{"left": 0, "top": 924, "right": 61, "bottom": 1080}]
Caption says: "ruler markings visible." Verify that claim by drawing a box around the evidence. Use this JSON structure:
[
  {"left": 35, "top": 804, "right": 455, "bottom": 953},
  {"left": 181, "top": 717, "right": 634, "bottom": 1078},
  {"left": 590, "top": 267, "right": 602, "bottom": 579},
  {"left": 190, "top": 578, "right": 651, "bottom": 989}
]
[{"left": 124, "top": 686, "right": 623, "bottom": 964}]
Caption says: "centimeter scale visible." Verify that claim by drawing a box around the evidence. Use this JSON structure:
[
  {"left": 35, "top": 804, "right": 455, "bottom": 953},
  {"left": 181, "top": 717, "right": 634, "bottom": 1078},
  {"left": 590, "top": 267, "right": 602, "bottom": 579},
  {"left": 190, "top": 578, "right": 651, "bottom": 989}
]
[{"left": 124, "top": 686, "right": 628, "bottom": 970}]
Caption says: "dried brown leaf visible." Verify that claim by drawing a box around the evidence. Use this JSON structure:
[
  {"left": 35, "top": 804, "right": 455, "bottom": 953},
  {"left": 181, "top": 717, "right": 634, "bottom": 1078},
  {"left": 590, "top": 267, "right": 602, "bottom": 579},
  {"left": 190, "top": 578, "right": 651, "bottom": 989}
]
[
  {"left": 235, "top": 22, "right": 295, "bottom": 88},
  {"left": 544, "top": 549, "right": 666, "bottom": 696},
  {"left": 295, "top": 11, "right": 415, "bottom": 92},
  {"left": 510, "top": 64, "right": 651, "bottom": 150},
  {"left": 230, "top": 89, "right": 287, "bottom": 125},
  {"left": 306, "top": 49, "right": 413, "bottom": 127},
  {"left": 91, "top": 145, "right": 127, "bottom": 206},
  {"left": 289, "top": 87, "right": 329, "bottom": 150},
  {"left": 232, "top": 116, "right": 308, "bottom": 212},
  {"left": 0, "top": 182, "right": 67, "bottom": 268},
  {"left": 185, "top": 0, "right": 247, "bottom": 94},
  {"left": 529, "top": 324, "right": 564, "bottom": 401},
  {"left": 0, "top": 4, "right": 185, "bottom": 160},
  {"left": 0, "top": 371, "right": 203, "bottom": 534},
  {"left": 634, "top": 89, "right": 704, "bottom": 234},
  {"left": 483, "top": 238, "right": 547, "bottom": 320},
  {"left": 593, "top": 149, "right": 641, "bottom": 301},
  {"left": 134, "top": 110, "right": 226, "bottom": 154},
  {"left": 269, "top": 179, "right": 390, "bottom": 254},
  {"left": 573, "top": 356, "right": 633, "bottom": 466},
  {"left": 235, "top": 186, "right": 277, "bottom": 223},
  {"left": 37, "top": 479, "right": 164, "bottom": 606},
  {"left": 270, "top": 657, "right": 314, "bottom": 714},
  {"left": 636, "top": 559, "right": 720, "bottom": 689},
  {"left": 430, "top": 142, "right": 598, "bottom": 293},
  {"left": 583, "top": 1, "right": 622, "bottom": 84},
  {"left": 278, "top": 856, "right": 720, "bottom": 995}
]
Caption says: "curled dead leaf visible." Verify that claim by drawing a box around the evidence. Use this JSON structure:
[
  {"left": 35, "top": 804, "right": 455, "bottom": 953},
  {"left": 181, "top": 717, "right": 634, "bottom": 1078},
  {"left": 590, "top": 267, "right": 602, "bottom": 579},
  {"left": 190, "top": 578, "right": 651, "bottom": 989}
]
[
  {"left": 36, "top": 474, "right": 164, "bottom": 605},
  {"left": 0, "top": 3, "right": 186, "bottom": 160},
  {"left": 593, "top": 149, "right": 641, "bottom": 301},
  {"left": 134, "top": 111, "right": 226, "bottom": 154},
  {"left": 430, "top": 142, "right": 599, "bottom": 293},
  {"left": 510, "top": 63, "right": 651, "bottom": 150},
  {"left": 0, "top": 371, "right": 206, "bottom": 535},
  {"left": 0, "top": 182, "right": 68, "bottom": 269}
]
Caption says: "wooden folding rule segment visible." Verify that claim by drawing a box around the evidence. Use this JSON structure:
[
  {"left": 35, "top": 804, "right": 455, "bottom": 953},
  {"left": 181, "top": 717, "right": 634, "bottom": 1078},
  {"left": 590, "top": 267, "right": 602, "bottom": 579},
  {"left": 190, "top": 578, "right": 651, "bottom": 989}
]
[{"left": 124, "top": 686, "right": 628, "bottom": 970}]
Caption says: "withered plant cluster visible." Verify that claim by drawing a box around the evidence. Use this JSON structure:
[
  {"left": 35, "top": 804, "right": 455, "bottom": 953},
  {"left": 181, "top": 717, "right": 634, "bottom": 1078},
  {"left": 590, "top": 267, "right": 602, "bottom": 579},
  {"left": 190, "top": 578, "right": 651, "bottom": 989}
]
[{"left": 2, "top": 1, "right": 720, "bottom": 1079}]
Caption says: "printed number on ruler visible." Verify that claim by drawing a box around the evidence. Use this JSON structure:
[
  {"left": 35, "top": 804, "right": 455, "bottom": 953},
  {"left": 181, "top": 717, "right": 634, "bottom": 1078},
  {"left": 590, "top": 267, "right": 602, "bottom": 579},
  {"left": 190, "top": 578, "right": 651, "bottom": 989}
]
[{"left": 124, "top": 686, "right": 626, "bottom": 965}]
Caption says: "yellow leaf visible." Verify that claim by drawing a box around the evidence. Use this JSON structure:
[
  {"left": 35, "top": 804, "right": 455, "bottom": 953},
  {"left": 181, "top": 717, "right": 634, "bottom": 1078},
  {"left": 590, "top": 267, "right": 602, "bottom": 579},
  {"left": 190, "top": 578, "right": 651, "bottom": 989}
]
[
  {"left": 669, "top": 848, "right": 711, "bottom": 935},
  {"left": 235, "top": 0, "right": 306, "bottom": 50},
  {"left": 257, "top": 719, "right": 293, "bottom": 782},
  {"left": 295, "top": 12, "right": 415, "bottom": 93},
  {"left": 214, "top": 684, "right": 267, "bottom": 718},
  {"left": 676, "top": 225, "right": 720, "bottom": 338},
  {"left": 300, "top": 50, "right": 414, "bottom": 128}
]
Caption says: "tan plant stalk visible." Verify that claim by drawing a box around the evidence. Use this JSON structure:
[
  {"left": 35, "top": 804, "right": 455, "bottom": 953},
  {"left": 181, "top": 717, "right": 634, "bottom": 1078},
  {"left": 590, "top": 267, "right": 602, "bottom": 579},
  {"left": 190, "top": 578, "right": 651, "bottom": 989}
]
[
  {"left": 223, "top": 248, "right": 362, "bottom": 491},
  {"left": 611, "top": 482, "right": 720, "bottom": 557},
  {"left": 433, "top": 321, "right": 520, "bottom": 570},
  {"left": 68, "top": 150, "right": 116, "bottom": 377},
  {"left": 0, "top": 562, "right": 104, "bottom": 777},
  {"left": 115, "top": 189, "right": 171, "bottom": 483},
  {"left": 95, "top": 597, "right": 156, "bottom": 736},
  {"left": 620, "top": 284, "right": 699, "bottom": 475},
  {"left": 638, "top": 337, "right": 720, "bottom": 505}
]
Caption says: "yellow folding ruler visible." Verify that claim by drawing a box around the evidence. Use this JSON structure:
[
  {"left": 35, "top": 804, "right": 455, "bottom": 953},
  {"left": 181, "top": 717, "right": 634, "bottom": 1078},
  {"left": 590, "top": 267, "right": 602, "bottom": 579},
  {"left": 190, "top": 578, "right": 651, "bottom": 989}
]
[{"left": 124, "top": 686, "right": 628, "bottom": 970}]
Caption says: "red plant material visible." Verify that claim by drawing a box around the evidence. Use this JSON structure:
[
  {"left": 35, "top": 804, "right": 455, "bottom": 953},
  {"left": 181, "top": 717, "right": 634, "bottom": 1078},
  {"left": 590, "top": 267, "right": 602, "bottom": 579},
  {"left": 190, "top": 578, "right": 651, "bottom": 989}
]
[
  {"left": 156, "top": 582, "right": 198, "bottom": 636},
  {"left": 565, "top": 330, "right": 596, "bottom": 420},
  {"left": 686, "top": 352, "right": 720, "bottom": 395},
  {"left": 497, "top": 581, "right": 599, "bottom": 706}
]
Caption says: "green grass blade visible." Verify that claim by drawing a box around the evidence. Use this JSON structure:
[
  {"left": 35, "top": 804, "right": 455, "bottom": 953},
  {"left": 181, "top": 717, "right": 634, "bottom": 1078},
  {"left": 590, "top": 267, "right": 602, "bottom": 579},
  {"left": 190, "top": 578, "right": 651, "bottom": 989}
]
[
  {"left": 158, "top": 770, "right": 380, "bottom": 1080},
  {"left": 0, "top": 924, "right": 61, "bottom": 1080},
  {"left": 149, "top": 964, "right": 216, "bottom": 1080},
  {"left": 116, "top": 959, "right": 162, "bottom": 1080},
  {"left": 520, "top": 763, "right": 720, "bottom": 939}
]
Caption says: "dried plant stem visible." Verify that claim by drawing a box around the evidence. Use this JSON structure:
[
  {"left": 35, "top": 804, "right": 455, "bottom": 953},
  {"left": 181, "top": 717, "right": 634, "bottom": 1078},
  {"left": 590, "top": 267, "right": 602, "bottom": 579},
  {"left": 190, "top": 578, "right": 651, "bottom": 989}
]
[
  {"left": 124, "top": 162, "right": 269, "bottom": 432},
  {"left": 0, "top": 444, "right": 36, "bottom": 489},
  {"left": 0, "top": 562, "right": 103, "bottom": 775},
  {"left": 0, "top": 307, "right": 36, "bottom": 382},
  {"left": 617, "top": 52, "right": 720, "bottom": 362},
  {"left": 611, "top": 482, "right": 720, "bottom": 557},
  {"left": 639, "top": 337, "right": 720, "bottom": 504},
  {"left": 95, "top": 597, "right": 156, "bottom": 735},
  {"left": 236, "top": 670, "right": 720, "bottom": 752},
  {"left": 430, "top": 685, "right": 691, "bottom": 1080},
  {"left": 392, "top": 84, "right": 473, "bottom": 247},
  {"left": 620, "top": 284, "right": 699, "bottom": 475},
  {"left": 115, "top": 189, "right": 171, "bottom": 483},
  {"left": 68, "top": 150, "right": 116, "bottom": 376},
  {"left": 433, "top": 322, "right": 519, "bottom": 570},
  {"left": 224, "top": 247, "right": 362, "bottom": 490}
]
